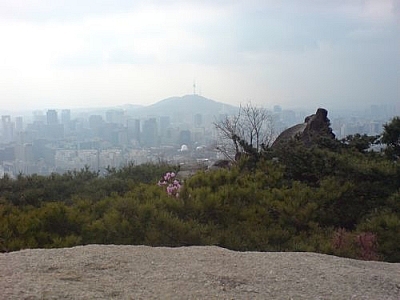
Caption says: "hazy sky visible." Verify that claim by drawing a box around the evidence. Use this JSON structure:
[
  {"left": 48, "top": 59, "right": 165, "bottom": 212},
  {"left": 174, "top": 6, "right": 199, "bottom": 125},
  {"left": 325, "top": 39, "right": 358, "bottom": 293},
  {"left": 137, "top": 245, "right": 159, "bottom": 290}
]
[{"left": 0, "top": 0, "right": 399, "bottom": 111}]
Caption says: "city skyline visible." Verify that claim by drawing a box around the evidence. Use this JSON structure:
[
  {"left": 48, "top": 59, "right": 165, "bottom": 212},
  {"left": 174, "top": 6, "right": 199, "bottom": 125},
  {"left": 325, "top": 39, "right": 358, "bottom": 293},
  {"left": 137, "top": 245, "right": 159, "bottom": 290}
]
[
  {"left": 0, "top": 94, "right": 397, "bottom": 178},
  {"left": 0, "top": 1, "right": 398, "bottom": 111}
]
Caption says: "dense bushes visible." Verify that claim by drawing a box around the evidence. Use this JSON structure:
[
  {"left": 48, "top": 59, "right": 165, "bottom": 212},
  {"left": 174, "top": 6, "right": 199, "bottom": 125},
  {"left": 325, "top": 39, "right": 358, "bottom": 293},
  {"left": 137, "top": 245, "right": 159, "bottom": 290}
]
[{"left": 0, "top": 141, "right": 399, "bottom": 262}]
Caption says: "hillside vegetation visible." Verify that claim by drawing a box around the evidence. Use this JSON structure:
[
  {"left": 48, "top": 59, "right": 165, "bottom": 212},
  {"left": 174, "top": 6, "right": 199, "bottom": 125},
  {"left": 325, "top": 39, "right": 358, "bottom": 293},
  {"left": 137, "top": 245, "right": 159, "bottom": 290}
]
[{"left": 1, "top": 121, "right": 400, "bottom": 262}]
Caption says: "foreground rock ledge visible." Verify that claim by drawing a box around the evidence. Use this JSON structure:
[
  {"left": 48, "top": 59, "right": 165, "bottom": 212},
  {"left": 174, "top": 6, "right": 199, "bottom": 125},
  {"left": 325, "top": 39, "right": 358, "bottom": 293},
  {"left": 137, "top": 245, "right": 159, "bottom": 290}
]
[{"left": 1, "top": 245, "right": 399, "bottom": 299}]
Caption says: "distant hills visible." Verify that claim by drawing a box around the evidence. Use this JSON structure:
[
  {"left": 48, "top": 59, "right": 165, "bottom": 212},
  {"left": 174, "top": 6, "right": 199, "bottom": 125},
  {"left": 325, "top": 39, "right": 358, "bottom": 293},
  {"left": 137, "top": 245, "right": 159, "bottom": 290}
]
[
  {"left": 63, "top": 94, "right": 238, "bottom": 120},
  {"left": 129, "top": 94, "right": 238, "bottom": 118}
]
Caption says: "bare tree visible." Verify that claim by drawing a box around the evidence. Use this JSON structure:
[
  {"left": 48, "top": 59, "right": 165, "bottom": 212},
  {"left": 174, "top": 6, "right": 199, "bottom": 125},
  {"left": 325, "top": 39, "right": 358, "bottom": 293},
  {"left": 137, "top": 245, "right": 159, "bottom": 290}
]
[
  {"left": 213, "top": 111, "right": 241, "bottom": 161},
  {"left": 241, "top": 103, "right": 275, "bottom": 151},
  {"left": 213, "top": 102, "right": 275, "bottom": 161}
]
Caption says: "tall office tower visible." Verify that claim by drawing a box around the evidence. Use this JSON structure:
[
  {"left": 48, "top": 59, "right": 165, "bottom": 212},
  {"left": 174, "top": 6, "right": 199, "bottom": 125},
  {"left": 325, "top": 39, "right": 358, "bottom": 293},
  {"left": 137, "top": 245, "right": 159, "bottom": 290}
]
[
  {"left": 158, "top": 116, "right": 171, "bottom": 145},
  {"left": 178, "top": 129, "right": 191, "bottom": 145},
  {"left": 1, "top": 115, "right": 14, "bottom": 144},
  {"left": 194, "top": 113, "right": 203, "bottom": 127},
  {"left": 127, "top": 118, "right": 141, "bottom": 143},
  {"left": 15, "top": 116, "right": 23, "bottom": 133},
  {"left": 46, "top": 110, "right": 58, "bottom": 125},
  {"left": 159, "top": 116, "right": 170, "bottom": 134},
  {"left": 61, "top": 109, "right": 71, "bottom": 125},
  {"left": 141, "top": 118, "right": 158, "bottom": 147},
  {"left": 61, "top": 109, "right": 72, "bottom": 134},
  {"left": 46, "top": 110, "right": 64, "bottom": 140}
]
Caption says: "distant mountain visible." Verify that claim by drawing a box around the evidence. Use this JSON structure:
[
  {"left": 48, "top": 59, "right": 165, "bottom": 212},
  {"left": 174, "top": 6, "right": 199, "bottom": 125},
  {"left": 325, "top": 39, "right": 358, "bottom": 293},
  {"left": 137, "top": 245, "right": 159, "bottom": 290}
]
[{"left": 133, "top": 94, "right": 238, "bottom": 117}]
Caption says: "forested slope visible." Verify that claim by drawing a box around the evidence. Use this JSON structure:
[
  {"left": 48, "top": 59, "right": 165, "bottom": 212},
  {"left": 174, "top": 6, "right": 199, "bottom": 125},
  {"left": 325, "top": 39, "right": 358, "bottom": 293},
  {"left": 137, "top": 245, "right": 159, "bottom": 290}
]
[{"left": 1, "top": 130, "right": 400, "bottom": 262}]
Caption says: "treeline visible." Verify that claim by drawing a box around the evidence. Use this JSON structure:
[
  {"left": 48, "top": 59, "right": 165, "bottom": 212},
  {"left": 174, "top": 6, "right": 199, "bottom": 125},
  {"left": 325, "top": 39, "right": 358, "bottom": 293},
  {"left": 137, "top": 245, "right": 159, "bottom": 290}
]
[{"left": 1, "top": 130, "right": 400, "bottom": 262}]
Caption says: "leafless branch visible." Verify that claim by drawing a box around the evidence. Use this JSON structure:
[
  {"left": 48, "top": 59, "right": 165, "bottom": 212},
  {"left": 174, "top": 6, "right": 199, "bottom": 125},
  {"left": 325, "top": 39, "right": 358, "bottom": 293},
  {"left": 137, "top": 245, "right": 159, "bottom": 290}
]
[{"left": 213, "top": 102, "right": 275, "bottom": 158}]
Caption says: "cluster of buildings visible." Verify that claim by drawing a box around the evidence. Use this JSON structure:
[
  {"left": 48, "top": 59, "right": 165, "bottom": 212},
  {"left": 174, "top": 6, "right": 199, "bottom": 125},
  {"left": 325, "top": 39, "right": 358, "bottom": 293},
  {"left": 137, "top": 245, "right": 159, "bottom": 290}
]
[
  {"left": 0, "top": 103, "right": 397, "bottom": 178},
  {"left": 0, "top": 108, "right": 219, "bottom": 178},
  {"left": 330, "top": 104, "right": 398, "bottom": 139}
]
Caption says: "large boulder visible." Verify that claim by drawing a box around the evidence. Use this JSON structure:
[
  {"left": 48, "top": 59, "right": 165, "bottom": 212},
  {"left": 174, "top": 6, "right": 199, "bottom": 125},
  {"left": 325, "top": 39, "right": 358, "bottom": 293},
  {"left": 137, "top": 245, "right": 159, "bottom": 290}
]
[{"left": 272, "top": 108, "right": 335, "bottom": 148}]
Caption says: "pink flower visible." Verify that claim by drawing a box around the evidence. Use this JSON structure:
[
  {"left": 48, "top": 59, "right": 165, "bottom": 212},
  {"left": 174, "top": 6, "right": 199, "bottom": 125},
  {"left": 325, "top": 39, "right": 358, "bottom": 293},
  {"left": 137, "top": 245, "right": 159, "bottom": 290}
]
[{"left": 158, "top": 171, "right": 182, "bottom": 197}]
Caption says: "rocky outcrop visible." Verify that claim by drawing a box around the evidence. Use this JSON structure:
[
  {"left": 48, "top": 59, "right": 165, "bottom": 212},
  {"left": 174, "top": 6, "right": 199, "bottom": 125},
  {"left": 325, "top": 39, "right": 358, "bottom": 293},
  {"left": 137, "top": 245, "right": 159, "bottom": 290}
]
[
  {"left": 272, "top": 108, "right": 335, "bottom": 148},
  {"left": 1, "top": 245, "right": 399, "bottom": 299}
]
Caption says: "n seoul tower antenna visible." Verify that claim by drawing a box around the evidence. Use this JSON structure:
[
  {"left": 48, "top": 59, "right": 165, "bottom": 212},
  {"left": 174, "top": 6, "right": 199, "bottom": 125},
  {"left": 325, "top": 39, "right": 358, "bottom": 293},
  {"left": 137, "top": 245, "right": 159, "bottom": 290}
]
[{"left": 193, "top": 80, "right": 196, "bottom": 95}]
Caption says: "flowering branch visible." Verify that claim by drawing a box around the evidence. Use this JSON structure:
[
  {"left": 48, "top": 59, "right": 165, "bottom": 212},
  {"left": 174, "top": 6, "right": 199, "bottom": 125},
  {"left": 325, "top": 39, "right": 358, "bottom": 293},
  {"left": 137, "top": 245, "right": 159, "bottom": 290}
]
[{"left": 157, "top": 172, "right": 182, "bottom": 197}]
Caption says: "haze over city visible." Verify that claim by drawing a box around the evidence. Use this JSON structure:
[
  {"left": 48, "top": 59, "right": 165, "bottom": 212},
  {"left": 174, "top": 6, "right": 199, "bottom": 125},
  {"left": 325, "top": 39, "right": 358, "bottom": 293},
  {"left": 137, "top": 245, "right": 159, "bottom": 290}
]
[{"left": 0, "top": 0, "right": 399, "bottom": 112}]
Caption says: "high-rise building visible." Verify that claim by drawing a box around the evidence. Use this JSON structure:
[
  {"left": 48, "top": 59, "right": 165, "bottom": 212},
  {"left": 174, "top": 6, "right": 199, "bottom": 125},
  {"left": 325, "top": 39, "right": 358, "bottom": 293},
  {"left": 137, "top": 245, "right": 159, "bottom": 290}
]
[
  {"left": 15, "top": 116, "right": 23, "bottom": 133},
  {"left": 159, "top": 116, "right": 170, "bottom": 134},
  {"left": 142, "top": 118, "right": 158, "bottom": 147},
  {"left": 178, "top": 129, "right": 191, "bottom": 145},
  {"left": 61, "top": 109, "right": 71, "bottom": 125},
  {"left": 127, "top": 118, "right": 141, "bottom": 143},
  {"left": 46, "top": 110, "right": 58, "bottom": 125},
  {"left": 45, "top": 110, "right": 64, "bottom": 140},
  {"left": 1, "top": 115, "right": 14, "bottom": 144},
  {"left": 194, "top": 113, "right": 203, "bottom": 127}
]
